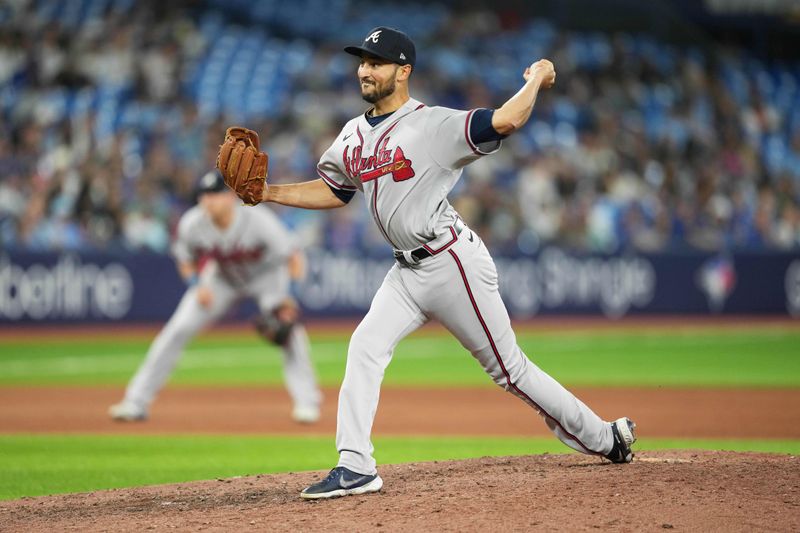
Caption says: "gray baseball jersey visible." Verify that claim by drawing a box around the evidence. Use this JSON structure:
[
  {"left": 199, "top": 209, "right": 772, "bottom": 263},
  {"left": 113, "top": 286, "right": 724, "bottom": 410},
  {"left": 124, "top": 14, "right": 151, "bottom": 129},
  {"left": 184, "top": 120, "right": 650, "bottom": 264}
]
[
  {"left": 172, "top": 204, "right": 293, "bottom": 298},
  {"left": 316, "top": 98, "right": 615, "bottom": 476},
  {"left": 317, "top": 97, "right": 501, "bottom": 251},
  {"left": 120, "top": 204, "right": 321, "bottom": 417}
]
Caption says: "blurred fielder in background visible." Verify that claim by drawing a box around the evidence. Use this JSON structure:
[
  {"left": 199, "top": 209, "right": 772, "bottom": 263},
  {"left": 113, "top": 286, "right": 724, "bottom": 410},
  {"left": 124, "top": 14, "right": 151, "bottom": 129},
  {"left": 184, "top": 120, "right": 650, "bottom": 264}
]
[{"left": 109, "top": 170, "right": 322, "bottom": 424}]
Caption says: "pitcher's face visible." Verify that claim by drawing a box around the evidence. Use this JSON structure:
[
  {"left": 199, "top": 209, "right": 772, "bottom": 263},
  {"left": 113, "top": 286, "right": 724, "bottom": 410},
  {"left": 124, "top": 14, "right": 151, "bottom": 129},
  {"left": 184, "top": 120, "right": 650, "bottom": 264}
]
[{"left": 357, "top": 55, "right": 399, "bottom": 104}]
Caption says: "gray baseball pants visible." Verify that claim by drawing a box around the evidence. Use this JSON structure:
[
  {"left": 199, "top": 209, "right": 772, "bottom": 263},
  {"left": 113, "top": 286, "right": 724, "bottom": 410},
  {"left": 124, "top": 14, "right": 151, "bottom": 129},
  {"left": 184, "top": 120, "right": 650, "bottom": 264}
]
[{"left": 336, "top": 228, "right": 613, "bottom": 475}]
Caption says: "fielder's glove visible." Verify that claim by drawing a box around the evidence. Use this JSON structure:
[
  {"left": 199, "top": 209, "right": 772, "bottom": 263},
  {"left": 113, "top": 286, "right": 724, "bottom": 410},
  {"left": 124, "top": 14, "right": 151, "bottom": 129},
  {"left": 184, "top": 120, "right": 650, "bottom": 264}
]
[
  {"left": 216, "top": 127, "right": 269, "bottom": 206},
  {"left": 254, "top": 298, "right": 300, "bottom": 346}
]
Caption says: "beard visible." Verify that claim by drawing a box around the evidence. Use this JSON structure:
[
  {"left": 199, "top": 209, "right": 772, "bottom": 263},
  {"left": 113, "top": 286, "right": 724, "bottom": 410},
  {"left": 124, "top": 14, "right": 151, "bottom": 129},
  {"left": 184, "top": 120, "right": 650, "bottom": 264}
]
[{"left": 361, "top": 78, "right": 397, "bottom": 104}]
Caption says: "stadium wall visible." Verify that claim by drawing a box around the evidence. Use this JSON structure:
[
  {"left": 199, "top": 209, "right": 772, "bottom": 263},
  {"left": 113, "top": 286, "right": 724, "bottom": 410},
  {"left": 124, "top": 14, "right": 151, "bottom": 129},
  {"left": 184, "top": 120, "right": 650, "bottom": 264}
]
[{"left": 1, "top": 249, "right": 799, "bottom": 323}]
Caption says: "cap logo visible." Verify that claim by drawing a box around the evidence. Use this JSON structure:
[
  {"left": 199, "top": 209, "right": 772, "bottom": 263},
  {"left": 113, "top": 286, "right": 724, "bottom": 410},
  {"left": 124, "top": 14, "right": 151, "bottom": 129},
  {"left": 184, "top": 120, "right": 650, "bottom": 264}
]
[
  {"left": 366, "top": 30, "right": 382, "bottom": 43},
  {"left": 202, "top": 173, "right": 216, "bottom": 188},
  {"left": 400, "top": 52, "right": 406, "bottom": 60}
]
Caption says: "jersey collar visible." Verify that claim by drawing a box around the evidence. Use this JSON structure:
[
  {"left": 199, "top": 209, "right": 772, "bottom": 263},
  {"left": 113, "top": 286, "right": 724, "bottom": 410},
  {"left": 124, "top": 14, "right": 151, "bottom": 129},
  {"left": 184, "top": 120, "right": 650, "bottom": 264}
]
[{"left": 359, "top": 97, "right": 424, "bottom": 132}]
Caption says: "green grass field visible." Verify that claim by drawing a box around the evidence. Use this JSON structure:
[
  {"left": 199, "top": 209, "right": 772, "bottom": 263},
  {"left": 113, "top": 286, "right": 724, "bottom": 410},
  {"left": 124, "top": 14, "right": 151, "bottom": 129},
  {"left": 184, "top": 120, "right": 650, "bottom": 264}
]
[
  {"left": 2, "top": 326, "right": 799, "bottom": 387},
  {"left": 1, "top": 324, "right": 798, "bottom": 500}
]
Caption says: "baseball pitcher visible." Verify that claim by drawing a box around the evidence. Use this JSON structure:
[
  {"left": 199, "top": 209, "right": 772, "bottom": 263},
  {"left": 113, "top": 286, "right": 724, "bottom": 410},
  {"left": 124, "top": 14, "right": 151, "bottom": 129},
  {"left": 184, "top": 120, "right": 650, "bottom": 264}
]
[
  {"left": 217, "top": 27, "right": 637, "bottom": 500},
  {"left": 109, "top": 170, "right": 322, "bottom": 424}
]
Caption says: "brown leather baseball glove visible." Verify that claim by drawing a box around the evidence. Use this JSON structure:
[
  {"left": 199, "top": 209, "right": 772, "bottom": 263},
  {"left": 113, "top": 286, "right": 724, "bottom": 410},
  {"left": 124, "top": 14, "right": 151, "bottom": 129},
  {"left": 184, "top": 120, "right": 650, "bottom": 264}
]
[{"left": 216, "top": 127, "right": 269, "bottom": 206}]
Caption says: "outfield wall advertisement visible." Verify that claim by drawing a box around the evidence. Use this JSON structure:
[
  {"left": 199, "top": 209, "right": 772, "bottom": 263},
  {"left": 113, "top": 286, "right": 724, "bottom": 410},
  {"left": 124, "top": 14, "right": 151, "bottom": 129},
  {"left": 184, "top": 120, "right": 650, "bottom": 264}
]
[{"left": 1, "top": 249, "right": 798, "bottom": 323}]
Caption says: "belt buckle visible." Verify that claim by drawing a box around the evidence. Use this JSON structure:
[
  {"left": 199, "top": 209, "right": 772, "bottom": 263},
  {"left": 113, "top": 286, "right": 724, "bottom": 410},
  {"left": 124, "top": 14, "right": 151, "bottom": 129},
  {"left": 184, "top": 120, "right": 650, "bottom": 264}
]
[{"left": 394, "top": 251, "right": 410, "bottom": 267}]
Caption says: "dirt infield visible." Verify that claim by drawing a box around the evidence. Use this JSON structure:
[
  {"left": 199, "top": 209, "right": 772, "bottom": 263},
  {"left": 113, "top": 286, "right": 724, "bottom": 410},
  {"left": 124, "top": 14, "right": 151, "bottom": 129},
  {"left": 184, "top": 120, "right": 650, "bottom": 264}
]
[
  {"left": 3, "top": 317, "right": 798, "bottom": 530},
  {"left": 2, "top": 385, "right": 800, "bottom": 438},
  {"left": 2, "top": 451, "right": 797, "bottom": 532}
]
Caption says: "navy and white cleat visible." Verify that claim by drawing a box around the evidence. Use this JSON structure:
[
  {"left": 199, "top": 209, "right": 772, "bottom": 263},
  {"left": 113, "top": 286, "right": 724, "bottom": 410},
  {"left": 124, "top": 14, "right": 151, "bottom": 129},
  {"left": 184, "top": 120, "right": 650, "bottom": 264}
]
[
  {"left": 605, "top": 417, "right": 637, "bottom": 463},
  {"left": 300, "top": 467, "right": 383, "bottom": 500}
]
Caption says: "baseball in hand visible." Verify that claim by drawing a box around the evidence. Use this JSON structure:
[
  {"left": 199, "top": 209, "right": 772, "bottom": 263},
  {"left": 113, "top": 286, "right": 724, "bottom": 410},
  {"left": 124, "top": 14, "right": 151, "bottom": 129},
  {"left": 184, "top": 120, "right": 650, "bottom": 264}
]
[{"left": 524, "top": 59, "right": 556, "bottom": 88}]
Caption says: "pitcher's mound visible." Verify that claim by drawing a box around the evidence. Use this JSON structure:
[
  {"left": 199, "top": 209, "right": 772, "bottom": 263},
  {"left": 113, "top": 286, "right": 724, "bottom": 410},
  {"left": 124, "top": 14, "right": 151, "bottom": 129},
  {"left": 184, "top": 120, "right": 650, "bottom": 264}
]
[{"left": 2, "top": 451, "right": 798, "bottom": 531}]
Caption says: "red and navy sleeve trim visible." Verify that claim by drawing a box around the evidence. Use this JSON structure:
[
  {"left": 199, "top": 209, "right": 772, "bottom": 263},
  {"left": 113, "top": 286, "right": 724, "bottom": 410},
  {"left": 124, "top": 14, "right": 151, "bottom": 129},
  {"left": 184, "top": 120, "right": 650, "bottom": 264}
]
[
  {"left": 317, "top": 168, "right": 357, "bottom": 191},
  {"left": 469, "top": 108, "right": 507, "bottom": 144},
  {"left": 324, "top": 180, "right": 356, "bottom": 204},
  {"left": 465, "top": 109, "right": 503, "bottom": 155}
]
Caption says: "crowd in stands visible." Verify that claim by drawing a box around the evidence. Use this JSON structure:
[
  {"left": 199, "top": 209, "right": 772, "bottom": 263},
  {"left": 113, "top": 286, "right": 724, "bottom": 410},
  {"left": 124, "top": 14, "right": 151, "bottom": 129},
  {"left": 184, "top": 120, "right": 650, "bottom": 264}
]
[{"left": 1, "top": 0, "right": 798, "bottom": 255}]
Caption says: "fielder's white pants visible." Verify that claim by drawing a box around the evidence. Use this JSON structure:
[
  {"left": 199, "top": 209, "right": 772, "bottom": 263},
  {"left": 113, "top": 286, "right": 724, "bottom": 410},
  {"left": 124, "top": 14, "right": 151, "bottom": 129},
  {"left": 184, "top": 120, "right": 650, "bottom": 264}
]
[
  {"left": 124, "top": 275, "right": 321, "bottom": 412},
  {"left": 336, "top": 229, "right": 613, "bottom": 475}
]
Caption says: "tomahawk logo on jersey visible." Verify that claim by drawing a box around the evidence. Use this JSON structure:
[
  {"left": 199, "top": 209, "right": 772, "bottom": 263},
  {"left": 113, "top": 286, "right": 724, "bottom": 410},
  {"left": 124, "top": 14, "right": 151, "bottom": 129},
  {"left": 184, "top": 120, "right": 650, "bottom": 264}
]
[{"left": 343, "top": 133, "right": 415, "bottom": 182}]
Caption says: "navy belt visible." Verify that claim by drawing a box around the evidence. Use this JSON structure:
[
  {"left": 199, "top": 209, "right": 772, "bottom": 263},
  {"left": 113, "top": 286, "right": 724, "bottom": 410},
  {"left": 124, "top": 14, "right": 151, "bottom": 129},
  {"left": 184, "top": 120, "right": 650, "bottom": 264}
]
[{"left": 394, "top": 220, "right": 465, "bottom": 267}]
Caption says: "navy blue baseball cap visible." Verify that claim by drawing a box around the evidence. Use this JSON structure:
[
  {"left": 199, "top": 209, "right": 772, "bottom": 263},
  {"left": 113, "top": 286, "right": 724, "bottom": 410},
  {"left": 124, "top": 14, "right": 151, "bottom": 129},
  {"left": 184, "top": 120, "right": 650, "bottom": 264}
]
[
  {"left": 196, "top": 169, "right": 226, "bottom": 195},
  {"left": 344, "top": 27, "right": 416, "bottom": 67}
]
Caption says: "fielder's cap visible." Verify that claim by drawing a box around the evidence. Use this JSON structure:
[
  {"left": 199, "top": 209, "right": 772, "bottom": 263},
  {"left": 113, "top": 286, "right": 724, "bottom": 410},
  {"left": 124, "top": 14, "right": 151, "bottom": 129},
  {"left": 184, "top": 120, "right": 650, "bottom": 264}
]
[
  {"left": 196, "top": 169, "right": 226, "bottom": 194},
  {"left": 344, "top": 27, "right": 416, "bottom": 67}
]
